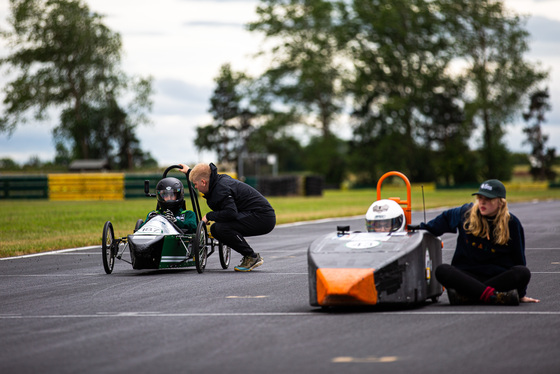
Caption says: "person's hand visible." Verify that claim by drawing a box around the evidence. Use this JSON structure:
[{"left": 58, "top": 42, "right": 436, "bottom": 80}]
[
  {"left": 178, "top": 163, "right": 190, "bottom": 173},
  {"left": 202, "top": 214, "right": 208, "bottom": 223},
  {"left": 148, "top": 211, "right": 158, "bottom": 219},
  {"left": 164, "top": 210, "right": 177, "bottom": 223},
  {"left": 520, "top": 296, "right": 540, "bottom": 303}
]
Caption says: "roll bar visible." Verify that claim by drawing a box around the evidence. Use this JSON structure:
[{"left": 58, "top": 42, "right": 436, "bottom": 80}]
[{"left": 376, "top": 171, "right": 412, "bottom": 227}]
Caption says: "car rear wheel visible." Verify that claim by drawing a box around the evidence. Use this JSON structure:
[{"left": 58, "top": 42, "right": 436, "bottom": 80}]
[{"left": 219, "top": 242, "right": 231, "bottom": 269}]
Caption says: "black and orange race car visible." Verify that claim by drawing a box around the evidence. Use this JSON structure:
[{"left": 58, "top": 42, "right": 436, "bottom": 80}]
[{"left": 308, "top": 171, "right": 443, "bottom": 307}]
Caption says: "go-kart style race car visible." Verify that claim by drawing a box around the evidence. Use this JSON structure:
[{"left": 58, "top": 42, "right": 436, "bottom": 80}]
[
  {"left": 308, "top": 171, "right": 443, "bottom": 307},
  {"left": 101, "top": 165, "right": 231, "bottom": 274}
]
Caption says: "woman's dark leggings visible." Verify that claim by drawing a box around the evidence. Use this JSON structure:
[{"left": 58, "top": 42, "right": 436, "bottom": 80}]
[{"left": 435, "top": 264, "right": 531, "bottom": 299}]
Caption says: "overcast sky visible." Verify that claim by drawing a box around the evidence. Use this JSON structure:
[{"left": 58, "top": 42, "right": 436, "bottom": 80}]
[{"left": 0, "top": 0, "right": 559, "bottom": 167}]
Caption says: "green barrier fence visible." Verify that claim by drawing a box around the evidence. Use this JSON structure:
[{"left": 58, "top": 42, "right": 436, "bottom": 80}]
[{"left": 0, "top": 175, "right": 48, "bottom": 199}]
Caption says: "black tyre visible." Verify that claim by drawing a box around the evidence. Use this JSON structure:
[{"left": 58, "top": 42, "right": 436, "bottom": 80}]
[
  {"left": 134, "top": 219, "right": 144, "bottom": 232},
  {"left": 193, "top": 220, "right": 208, "bottom": 273},
  {"left": 218, "top": 242, "right": 231, "bottom": 269},
  {"left": 102, "top": 221, "right": 116, "bottom": 274}
]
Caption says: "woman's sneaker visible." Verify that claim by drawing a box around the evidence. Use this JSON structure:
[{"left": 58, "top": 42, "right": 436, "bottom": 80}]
[
  {"left": 493, "top": 289, "right": 519, "bottom": 305},
  {"left": 234, "top": 253, "right": 263, "bottom": 272}
]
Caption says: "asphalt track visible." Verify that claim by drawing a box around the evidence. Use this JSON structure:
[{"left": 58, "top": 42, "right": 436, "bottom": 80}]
[{"left": 1, "top": 200, "right": 559, "bottom": 374}]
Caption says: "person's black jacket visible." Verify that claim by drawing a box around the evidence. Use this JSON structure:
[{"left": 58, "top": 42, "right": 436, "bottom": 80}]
[{"left": 204, "top": 163, "right": 275, "bottom": 222}]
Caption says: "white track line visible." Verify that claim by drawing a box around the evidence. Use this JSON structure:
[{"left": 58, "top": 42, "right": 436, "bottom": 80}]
[
  {"left": 0, "top": 246, "right": 98, "bottom": 261},
  {"left": 1, "top": 310, "right": 560, "bottom": 319}
]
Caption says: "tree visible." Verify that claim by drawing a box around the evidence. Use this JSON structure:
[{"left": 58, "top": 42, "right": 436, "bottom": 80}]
[
  {"left": 195, "top": 64, "right": 255, "bottom": 170},
  {"left": 342, "top": 0, "right": 454, "bottom": 182},
  {"left": 197, "top": 63, "right": 307, "bottom": 177},
  {"left": 248, "top": 1, "right": 355, "bottom": 184},
  {"left": 233, "top": 0, "right": 547, "bottom": 184},
  {"left": 522, "top": 88, "right": 556, "bottom": 181},
  {"left": 0, "top": 0, "right": 153, "bottom": 169},
  {"left": 304, "top": 135, "right": 348, "bottom": 187},
  {"left": 245, "top": 111, "right": 306, "bottom": 173},
  {"left": 442, "top": 0, "right": 548, "bottom": 180},
  {"left": 0, "top": 157, "right": 20, "bottom": 171},
  {"left": 248, "top": 0, "right": 347, "bottom": 138},
  {"left": 419, "top": 83, "right": 480, "bottom": 185}
]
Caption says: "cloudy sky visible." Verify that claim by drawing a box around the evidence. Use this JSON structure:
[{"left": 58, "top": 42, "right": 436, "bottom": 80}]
[{"left": 0, "top": 0, "right": 559, "bottom": 167}]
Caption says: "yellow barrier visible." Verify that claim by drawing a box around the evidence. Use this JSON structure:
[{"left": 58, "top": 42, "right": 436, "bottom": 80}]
[
  {"left": 48, "top": 173, "right": 124, "bottom": 201},
  {"left": 504, "top": 181, "right": 548, "bottom": 191}
]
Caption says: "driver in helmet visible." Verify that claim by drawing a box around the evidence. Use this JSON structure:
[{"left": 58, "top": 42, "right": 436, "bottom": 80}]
[
  {"left": 140, "top": 177, "right": 197, "bottom": 233},
  {"left": 365, "top": 199, "right": 406, "bottom": 233}
]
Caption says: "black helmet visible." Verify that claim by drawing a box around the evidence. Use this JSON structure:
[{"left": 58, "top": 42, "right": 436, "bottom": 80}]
[{"left": 156, "top": 177, "right": 184, "bottom": 212}]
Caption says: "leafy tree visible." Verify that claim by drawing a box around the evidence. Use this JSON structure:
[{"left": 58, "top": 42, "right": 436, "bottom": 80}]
[
  {"left": 248, "top": 0, "right": 347, "bottom": 139},
  {"left": 197, "top": 63, "right": 308, "bottom": 177},
  {"left": 303, "top": 135, "right": 347, "bottom": 187},
  {"left": 419, "top": 83, "right": 479, "bottom": 185},
  {"left": 522, "top": 88, "right": 556, "bottom": 181},
  {"left": 248, "top": 1, "right": 360, "bottom": 184},
  {"left": 195, "top": 64, "right": 256, "bottom": 170},
  {"left": 0, "top": 157, "right": 20, "bottom": 170},
  {"left": 0, "top": 0, "right": 153, "bottom": 169},
  {"left": 441, "top": 0, "right": 548, "bottom": 180},
  {"left": 246, "top": 112, "right": 306, "bottom": 173},
  {"left": 341, "top": 0, "right": 454, "bottom": 182},
  {"left": 235, "top": 0, "right": 547, "bottom": 184}
]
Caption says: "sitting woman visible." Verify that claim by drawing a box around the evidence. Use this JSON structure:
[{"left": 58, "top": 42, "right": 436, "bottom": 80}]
[
  {"left": 420, "top": 179, "right": 539, "bottom": 305},
  {"left": 141, "top": 177, "right": 197, "bottom": 233}
]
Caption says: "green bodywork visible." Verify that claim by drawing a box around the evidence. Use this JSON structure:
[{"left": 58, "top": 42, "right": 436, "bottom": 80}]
[{"left": 159, "top": 234, "right": 196, "bottom": 268}]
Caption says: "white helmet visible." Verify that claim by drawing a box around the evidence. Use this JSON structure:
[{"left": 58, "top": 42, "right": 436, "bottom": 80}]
[{"left": 365, "top": 199, "right": 406, "bottom": 233}]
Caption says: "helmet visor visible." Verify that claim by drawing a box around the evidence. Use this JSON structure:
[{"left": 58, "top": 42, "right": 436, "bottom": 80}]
[
  {"left": 366, "top": 216, "right": 403, "bottom": 232},
  {"left": 157, "top": 189, "right": 181, "bottom": 202}
]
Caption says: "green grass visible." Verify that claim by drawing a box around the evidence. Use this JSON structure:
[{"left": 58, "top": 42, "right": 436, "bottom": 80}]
[{"left": 2, "top": 184, "right": 560, "bottom": 258}]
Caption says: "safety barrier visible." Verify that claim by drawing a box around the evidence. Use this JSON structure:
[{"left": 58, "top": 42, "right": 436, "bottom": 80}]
[
  {"left": 48, "top": 173, "right": 124, "bottom": 201},
  {"left": 256, "top": 175, "right": 324, "bottom": 196},
  {"left": 125, "top": 174, "right": 163, "bottom": 198},
  {"left": 0, "top": 175, "right": 48, "bottom": 199},
  {"left": 1, "top": 173, "right": 556, "bottom": 200}
]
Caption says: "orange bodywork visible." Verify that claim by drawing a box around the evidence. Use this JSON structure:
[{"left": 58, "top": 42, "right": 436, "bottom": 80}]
[{"left": 316, "top": 268, "right": 378, "bottom": 306}]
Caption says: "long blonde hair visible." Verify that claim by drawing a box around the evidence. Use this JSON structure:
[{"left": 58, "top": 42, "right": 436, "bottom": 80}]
[{"left": 464, "top": 198, "right": 510, "bottom": 245}]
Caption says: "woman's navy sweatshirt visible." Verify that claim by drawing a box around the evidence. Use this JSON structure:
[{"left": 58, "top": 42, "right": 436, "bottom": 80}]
[{"left": 420, "top": 203, "right": 526, "bottom": 278}]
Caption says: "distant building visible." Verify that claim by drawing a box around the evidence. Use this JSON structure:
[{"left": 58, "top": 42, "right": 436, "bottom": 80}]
[{"left": 68, "top": 159, "right": 110, "bottom": 172}]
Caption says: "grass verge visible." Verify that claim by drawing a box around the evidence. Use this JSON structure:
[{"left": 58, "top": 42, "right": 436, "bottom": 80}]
[{"left": 1, "top": 184, "right": 559, "bottom": 257}]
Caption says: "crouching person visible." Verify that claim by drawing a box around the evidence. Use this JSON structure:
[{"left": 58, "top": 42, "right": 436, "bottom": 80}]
[{"left": 179, "top": 163, "right": 276, "bottom": 272}]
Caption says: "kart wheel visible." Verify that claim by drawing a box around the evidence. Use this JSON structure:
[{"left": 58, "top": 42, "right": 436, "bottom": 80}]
[
  {"left": 102, "top": 221, "right": 116, "bottom": 274},
  {"left": 218, "top": 242, "right": 231, "bottom": 269},
  {"left": 193, "top": 220, "right": 208, "bottom": 273},
  {"left": 134, "top": 219, "right": 143, "bottom": 232}
]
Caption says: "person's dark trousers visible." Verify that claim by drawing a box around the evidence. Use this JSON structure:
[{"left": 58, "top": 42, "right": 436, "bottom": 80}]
[
  {"left": 435, "top": 263, "right": 531, "bottom": 299},
  {"left": 210, "top": 212, "right": 276, "bottom": 257}
]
